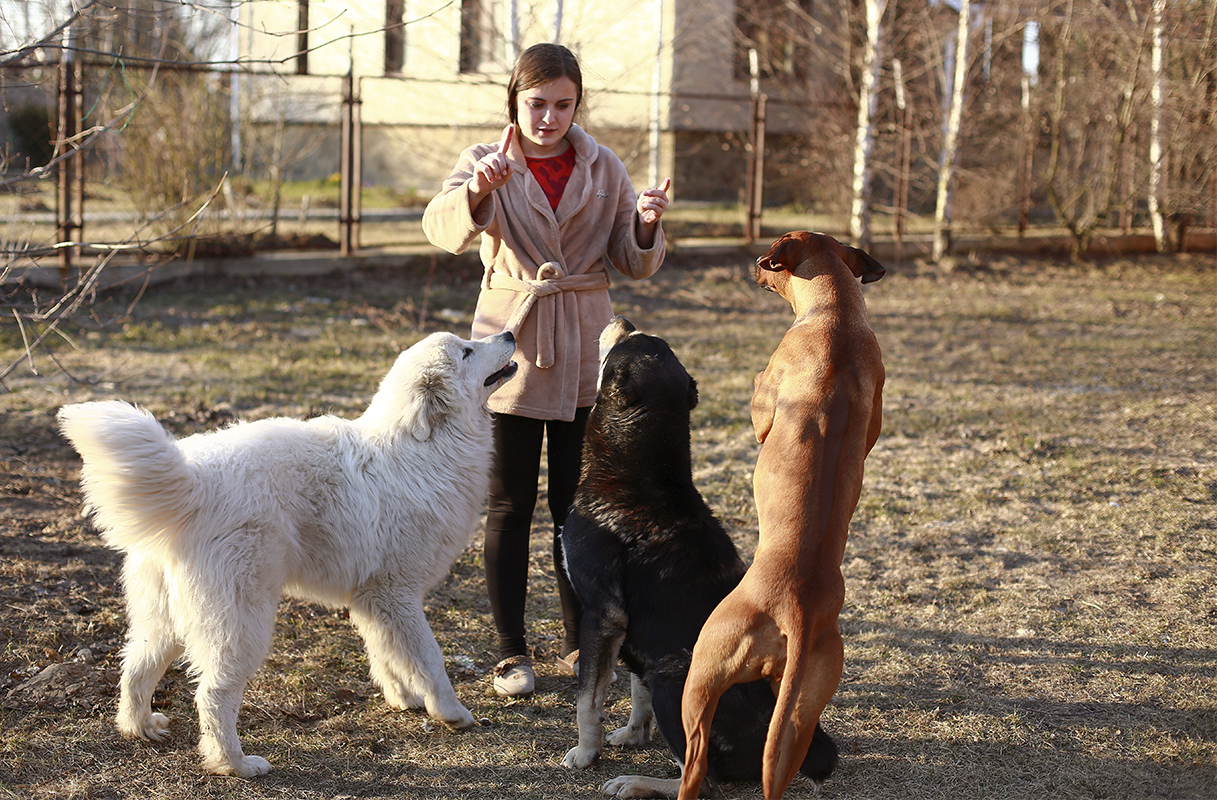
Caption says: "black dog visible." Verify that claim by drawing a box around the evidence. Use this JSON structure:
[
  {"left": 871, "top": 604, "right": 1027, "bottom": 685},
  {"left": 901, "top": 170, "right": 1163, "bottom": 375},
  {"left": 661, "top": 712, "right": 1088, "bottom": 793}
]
[{"left": 560, "top": 317, "right": 837, "bottom": 799}]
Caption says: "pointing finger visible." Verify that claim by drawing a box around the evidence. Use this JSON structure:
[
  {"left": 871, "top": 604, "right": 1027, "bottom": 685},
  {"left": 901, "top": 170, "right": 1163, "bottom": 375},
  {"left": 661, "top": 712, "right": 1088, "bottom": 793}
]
[
  {"left": 500, "top": 124, "right": 515, "bottom": 155},
  {"left": 658, "top": 177, "right": 671, "bottom": 194}
]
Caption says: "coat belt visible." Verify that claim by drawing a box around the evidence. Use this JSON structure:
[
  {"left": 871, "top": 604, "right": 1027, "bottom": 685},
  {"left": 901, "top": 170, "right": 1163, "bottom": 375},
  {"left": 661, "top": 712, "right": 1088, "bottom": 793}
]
[{"left": 488, "top": 262, "right": 610, "bottom": 368}]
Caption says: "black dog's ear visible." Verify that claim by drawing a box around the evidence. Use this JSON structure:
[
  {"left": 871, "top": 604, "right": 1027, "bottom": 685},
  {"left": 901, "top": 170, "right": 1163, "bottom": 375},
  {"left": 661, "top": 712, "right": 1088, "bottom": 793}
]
[
  {"left": 686, "top": 375, "right": 699, "bottom": 410},
  {"left": 844, "top": 246, "right": 886, "bottom": 284},
  {"left": 623, "top": 370, "right": 646, "bottom": 409},
  {"left": 603, "top": 362, "right": 641, "bottom": 408},
  {"left": 757, "top": 237, "right": 803, "bottom": 273}
]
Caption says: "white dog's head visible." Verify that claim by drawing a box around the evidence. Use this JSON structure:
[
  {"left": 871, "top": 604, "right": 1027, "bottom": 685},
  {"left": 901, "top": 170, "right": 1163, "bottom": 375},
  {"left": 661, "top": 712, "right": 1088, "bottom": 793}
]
[{"left": 361, "top": 331, "right": 516, "bottom": 441}]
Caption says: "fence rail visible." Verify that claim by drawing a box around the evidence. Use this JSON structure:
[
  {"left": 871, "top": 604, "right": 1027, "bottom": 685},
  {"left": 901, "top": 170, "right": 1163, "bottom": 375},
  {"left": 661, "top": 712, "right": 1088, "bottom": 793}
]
[{"left": 3, "top": 53, "right": 1214, "bottom": 281}]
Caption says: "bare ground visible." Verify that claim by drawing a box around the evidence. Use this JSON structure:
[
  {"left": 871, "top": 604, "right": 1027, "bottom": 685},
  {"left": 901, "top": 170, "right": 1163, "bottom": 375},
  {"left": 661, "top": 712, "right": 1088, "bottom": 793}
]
[{"left": 1, "top": 249, "right": 1215, "bottom": 799}]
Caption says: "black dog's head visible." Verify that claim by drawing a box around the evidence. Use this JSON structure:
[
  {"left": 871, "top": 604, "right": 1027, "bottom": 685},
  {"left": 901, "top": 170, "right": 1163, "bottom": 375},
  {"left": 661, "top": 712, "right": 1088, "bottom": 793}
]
[
  {"left": 583, "top": 316, "right": 699, "bottom": 485},
  {"left": 574, "top": 318, "right": 732, "bottom": 548},
  {"left": 596, "top": 316, "right": 698, "bottom": 418}
]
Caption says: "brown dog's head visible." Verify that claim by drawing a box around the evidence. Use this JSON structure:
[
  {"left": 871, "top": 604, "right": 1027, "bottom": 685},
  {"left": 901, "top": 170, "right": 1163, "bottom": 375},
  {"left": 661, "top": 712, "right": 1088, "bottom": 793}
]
[{"left": 755, "top": 231, "right": 886, "bottom": 296}]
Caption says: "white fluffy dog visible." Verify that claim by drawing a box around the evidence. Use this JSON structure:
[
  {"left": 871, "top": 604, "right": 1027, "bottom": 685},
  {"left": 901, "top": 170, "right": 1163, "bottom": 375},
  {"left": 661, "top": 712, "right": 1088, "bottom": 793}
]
[{"left": 56, "top": 331, "right": 517, "bottom": 777}]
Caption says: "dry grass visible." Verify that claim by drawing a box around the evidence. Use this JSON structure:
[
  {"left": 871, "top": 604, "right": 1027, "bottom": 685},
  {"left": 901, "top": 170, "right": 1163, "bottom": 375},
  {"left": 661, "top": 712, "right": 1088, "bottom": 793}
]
[{"left": 1, "top": 249, "right": 1214, "bottom": 799}]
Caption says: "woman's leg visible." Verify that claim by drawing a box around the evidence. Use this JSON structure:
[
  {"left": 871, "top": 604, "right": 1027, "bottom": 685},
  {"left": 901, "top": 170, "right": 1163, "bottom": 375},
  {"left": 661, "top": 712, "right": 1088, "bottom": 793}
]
[
  {"left": 485, "top": 413, "right": 544, "bottom": 660},
  {"left": 546, "top": 407, "right": 590, "bottom": 658}
]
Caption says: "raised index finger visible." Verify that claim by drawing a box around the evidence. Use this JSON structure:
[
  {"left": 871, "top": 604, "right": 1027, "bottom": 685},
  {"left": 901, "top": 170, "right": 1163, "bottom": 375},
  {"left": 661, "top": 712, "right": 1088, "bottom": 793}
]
[
  {"left": 659, "top": 177, "right": 671, "bottom": 194},
  {"left": 499, "top": 124, "right": 515, "bottom": 155}
]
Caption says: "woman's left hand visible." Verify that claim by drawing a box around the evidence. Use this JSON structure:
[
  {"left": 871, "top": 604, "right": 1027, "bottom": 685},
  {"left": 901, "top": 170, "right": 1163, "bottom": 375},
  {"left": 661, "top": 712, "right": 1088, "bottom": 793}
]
[{"left": 637, "top": 177, "right": 671, "bottom": 226}]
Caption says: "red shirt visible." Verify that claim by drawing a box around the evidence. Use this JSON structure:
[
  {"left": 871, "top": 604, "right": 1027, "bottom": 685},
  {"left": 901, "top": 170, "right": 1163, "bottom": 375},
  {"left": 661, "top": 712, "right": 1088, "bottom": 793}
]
[{"left": 526, "top": 146, "right": 576, "bottom": 211}]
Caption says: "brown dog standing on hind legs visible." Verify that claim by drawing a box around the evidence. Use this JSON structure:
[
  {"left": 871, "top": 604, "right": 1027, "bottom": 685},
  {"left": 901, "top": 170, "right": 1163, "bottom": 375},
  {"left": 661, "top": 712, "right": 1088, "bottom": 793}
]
[{"left": 678, "top": 231, "right": 885, "bottom": 800}]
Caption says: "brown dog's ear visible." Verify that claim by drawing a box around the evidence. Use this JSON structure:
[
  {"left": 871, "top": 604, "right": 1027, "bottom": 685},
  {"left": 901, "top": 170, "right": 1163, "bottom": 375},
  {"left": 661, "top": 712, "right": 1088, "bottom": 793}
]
[
  {"left": 757, "top": 237, "right": 804, "bottom": 272},
  {"left": 843, "top": 246, "right": 887, "bottom": 284}
]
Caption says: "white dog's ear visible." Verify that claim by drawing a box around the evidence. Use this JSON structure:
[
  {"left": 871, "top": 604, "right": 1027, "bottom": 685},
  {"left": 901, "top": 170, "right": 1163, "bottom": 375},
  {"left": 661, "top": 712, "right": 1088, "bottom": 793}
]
[
  {"left": 400, "top": 364, "right": 455, "bottom": 441},
  {"left": 362, "top": 338, "right": 458, "bottom": 441}
]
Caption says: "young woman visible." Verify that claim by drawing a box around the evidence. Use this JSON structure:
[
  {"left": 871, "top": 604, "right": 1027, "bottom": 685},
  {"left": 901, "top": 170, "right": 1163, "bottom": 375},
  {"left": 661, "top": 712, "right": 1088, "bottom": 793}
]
[{"left": 423, "top": 43, "right": 671, "bottom": 697}]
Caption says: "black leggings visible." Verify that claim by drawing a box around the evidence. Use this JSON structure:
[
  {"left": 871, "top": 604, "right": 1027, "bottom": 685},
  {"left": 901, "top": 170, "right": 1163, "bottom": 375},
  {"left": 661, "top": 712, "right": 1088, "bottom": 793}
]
[{"left": 484, "top": 409, "right": 588, "bottom": 661}]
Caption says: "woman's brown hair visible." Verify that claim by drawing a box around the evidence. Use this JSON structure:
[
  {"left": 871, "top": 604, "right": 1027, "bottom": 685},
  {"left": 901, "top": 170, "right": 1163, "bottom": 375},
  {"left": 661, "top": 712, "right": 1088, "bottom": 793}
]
[{"left": 507, "top": 44, "right": 583, "bottom": 125}]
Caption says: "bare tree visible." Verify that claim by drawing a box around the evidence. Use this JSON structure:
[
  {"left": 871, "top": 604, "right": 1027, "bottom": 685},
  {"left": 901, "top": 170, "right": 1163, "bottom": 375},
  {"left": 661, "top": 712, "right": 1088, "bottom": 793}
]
[
  {"left": 1147, "top": 0, "right": 1167, "bottom": 251},
  {"left": 931, "top": 0, "right": 971, "bottom": 261},
  {"left": 849, "top": 0, "right": 888, "bottom": 249},
  {"left": 0, "top": 0, "right": 313, "bottom": 387},
  {"left": 1039, "top": 0, "right": 1155, "bottom": 259},
  {"left": 1151, "top": 0, "right": 1216, "bottom": 252}
]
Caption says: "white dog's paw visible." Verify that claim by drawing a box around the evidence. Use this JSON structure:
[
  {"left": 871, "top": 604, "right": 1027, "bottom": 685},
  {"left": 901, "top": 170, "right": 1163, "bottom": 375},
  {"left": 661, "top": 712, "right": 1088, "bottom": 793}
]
[
  {"left": 239, "top": 755, "right": 272, "bottom": 777},
  {"left": 563, "top": 744, "right": 600, "bottom": 769},
  {"left": 212, "top": 755, "right": 272, "bottom": 778},
  {"left": 200, "top": 734, "right": 273, "bottom": 778},
  {"left": 606, "top": 723, "right": 651, "bottom": 748},
  {"left": 119, "top": 711, "right": 172, "bottom": 743},
  {"left": 145, "top": 712, "right": 172, "bottom": 742},
  {"left": 439, "top": 705, "right": 476, "bottom": 731}
]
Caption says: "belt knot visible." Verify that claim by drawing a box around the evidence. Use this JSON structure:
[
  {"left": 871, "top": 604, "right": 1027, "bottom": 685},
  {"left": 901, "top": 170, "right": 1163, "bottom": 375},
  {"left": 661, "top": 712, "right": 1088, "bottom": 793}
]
[{"left": 489, "top": 262, "right": 609, "bottom": 369}]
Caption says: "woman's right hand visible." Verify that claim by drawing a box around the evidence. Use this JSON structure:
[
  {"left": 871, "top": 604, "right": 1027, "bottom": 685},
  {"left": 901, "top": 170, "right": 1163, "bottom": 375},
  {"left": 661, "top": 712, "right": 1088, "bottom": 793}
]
[{"left": 470, "top": 125, "right": 515, "bottom": 197}]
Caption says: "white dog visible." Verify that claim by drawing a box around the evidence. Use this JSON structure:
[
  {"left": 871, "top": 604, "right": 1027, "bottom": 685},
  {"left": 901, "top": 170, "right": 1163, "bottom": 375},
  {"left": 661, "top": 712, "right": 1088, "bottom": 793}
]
[{"left": 56, "top": 331, "right": 517, "bottom": 777}]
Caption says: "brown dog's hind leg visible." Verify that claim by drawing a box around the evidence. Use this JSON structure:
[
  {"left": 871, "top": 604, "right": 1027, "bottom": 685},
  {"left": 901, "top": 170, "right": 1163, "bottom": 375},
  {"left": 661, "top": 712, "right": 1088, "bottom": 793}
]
[
  {"left": 676, "top": 668, "right": 720, "bottom": 799},
  {"left": 677, "top": 611, "right": 745, "bottom": 800},
  {"left": 678, "top": 592, "right": 781, "bottom": 799}
]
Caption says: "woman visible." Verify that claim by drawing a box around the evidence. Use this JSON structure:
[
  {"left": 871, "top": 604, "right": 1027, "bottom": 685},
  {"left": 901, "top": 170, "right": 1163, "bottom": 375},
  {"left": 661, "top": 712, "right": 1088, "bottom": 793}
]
[{"left": 423, "top": 43, "right": 671, "bottom": 697}]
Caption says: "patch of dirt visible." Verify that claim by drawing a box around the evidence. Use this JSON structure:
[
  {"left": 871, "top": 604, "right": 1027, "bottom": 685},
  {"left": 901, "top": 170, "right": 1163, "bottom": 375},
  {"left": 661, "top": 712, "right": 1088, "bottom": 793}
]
[{"left": 1, "top": 251, "right": 1214, "bottom": 799}]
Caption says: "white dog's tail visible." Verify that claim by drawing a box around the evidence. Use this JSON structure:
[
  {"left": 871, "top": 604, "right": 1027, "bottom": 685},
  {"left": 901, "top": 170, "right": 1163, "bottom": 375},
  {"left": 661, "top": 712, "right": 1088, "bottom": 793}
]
[{"left": 57, "top": 400, "right": 198, "bottom": 552}]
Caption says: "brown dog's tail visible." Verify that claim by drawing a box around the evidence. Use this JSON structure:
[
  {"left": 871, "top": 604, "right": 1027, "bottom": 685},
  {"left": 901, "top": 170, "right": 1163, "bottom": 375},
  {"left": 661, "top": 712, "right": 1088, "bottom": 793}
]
[{"left": 762, "top": 628, "right": 844, "bottom": 796}]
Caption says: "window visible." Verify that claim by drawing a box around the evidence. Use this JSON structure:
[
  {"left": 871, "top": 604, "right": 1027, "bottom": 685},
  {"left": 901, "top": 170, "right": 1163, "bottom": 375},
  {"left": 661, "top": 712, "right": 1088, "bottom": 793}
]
[
  {"left": 386, "top": 0, "right": 405, "bottom": 74},
  {"left": 734, "top": 0, "right": 814, "bottom": 81},
  {"left": 460, "top": 0, "right": 512, "bottom": 73}
]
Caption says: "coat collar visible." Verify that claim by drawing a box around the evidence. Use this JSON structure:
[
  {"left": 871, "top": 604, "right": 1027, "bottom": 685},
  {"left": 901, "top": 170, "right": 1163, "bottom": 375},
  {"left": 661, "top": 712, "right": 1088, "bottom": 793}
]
[{"left": 505, "top": 123, "right": 598, "bottom": 169}]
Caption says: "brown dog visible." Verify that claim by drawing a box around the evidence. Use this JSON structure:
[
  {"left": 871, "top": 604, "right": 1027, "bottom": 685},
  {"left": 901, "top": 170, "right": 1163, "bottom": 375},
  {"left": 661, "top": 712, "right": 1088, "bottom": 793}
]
[{"left": 678, "top": 231, "right": 885, "bottom": 799}]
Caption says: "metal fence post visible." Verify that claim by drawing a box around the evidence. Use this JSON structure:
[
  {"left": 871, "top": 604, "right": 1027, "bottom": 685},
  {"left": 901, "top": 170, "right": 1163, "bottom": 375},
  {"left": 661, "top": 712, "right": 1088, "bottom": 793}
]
[
  {"left": 339, "top": 71, "right": 362, "bottom": 255},
  {"left": 56, "top": 27, "right": 84, "bottom": 279}
]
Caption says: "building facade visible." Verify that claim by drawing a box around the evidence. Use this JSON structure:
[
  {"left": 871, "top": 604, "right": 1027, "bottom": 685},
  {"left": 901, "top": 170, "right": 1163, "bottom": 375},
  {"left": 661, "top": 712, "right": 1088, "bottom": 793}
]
[{"left": 236, "top": 0, "right": 846, "bottom": 203}]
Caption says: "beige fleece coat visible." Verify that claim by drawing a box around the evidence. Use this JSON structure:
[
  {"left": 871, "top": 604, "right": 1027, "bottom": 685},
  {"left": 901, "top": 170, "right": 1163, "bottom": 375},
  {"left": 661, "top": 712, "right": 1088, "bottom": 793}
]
[{"left": 423, "top": 124, "right": 666, "bottom": 421}]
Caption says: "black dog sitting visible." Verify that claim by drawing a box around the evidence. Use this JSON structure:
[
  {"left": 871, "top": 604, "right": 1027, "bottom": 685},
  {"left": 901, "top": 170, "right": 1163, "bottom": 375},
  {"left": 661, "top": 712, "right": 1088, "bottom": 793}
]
[{"left": 560, "top": 316, "right": 837, "bottom": 799}]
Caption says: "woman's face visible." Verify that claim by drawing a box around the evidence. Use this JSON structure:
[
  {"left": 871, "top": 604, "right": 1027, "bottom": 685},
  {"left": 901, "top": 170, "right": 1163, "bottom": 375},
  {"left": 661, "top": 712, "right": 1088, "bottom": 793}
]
[{"left": 515, "top": 76, "right": 579, "bottom": 157}]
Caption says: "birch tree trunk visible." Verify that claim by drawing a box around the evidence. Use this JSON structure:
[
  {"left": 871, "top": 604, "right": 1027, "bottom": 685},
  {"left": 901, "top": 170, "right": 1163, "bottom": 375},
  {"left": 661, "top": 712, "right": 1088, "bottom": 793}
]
[
  {"left": 1148, "top": 0, "right": 1168, "bottom": 252},
  {"left": 932, "top": 0, "right": 971, "bottom": 262},
  {"left": 848, "top": 0, "right": 887, "bottom": 250}
]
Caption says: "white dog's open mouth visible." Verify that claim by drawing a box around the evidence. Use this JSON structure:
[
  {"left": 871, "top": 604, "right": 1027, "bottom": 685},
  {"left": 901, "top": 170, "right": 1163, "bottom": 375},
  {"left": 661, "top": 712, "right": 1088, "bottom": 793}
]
[{"left": 485, "top": 361, "right": 518, "bottom": 387}]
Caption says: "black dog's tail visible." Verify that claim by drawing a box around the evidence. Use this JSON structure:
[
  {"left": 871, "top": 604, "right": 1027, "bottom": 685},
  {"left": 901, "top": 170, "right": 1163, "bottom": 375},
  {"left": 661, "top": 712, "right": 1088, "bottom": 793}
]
[
  {"left": 648, "top": 653, "right": 838, "bottom": 785},
  {"left": 798, "top": 720, "right": 839, "bottom": 785}
]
